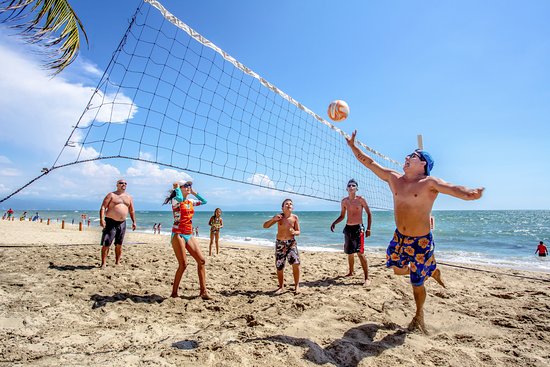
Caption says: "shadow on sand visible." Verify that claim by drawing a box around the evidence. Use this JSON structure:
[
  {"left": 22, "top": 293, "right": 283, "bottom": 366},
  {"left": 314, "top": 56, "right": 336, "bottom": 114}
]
[
  {"left": 299, "top": 275, "right": 356, "bottom": 288},
  {"left": 218, "top": 289, "right": 279, "bottom": 298},
  {"left": 90, "top": 292, "right": 166, "bottom": 309},
  {"left": 48, "top": 262, "right": 96, "bottom": 271},
  {"left": 245, "top": 323, "right": 407, "bottom": 367}
]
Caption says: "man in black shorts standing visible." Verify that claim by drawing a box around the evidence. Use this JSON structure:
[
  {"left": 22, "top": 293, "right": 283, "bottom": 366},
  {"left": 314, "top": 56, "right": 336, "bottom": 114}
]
[
  {"left": 331, "top": 179, "right": 372, "bottom": 286},
  {"left": 99, "top": 179, "right": 137, "bottom": 268}
]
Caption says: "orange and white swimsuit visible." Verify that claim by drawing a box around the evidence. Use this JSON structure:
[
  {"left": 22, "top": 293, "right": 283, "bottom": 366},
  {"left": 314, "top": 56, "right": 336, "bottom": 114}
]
[{"left": 171, "top": 188, "right": 207, "bottom": 236}]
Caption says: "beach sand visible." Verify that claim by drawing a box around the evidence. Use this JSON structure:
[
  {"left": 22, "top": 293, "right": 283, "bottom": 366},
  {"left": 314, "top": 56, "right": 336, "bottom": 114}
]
[{"left": 0, "top": 219, "right": 549, "bottom": 366}]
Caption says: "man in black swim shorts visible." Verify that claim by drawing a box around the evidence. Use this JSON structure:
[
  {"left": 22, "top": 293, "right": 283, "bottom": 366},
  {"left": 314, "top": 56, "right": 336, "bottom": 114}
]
[
  {"left": 99, "top": 179, "right": 136, "bottom": 268},
  {"left": 331, "top": 179, "right": 372, "bottom": 286}
]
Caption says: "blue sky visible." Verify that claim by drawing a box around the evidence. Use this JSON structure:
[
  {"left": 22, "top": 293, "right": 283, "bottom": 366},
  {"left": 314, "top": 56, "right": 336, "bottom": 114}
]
[{"left": 1, "top": 0, "right": 549, "bottom": 212}]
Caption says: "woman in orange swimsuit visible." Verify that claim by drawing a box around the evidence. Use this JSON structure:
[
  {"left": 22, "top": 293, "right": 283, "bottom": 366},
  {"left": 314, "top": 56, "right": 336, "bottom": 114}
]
[{"left": 163, "top": 180, "right": 211, "bottom": 300}]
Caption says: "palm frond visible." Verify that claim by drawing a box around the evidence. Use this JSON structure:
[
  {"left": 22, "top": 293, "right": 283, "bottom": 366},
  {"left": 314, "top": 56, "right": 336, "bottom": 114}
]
[{"left": 0, "top": 0, "right": 88, "bottom": 75}]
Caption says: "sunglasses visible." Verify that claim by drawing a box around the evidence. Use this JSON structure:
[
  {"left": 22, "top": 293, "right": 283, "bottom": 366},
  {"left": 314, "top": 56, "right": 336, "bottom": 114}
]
[
  {"left": 347, "top": 184, "right": 357, "bottom": 188},
  {"left": 117, "top": 182, "right": 127, "bottom": 185},
  {"left": 407, "top": 152, "right": 424, "bottom": 161},
  {"left": 182, "top": 182, "right": 192, "bottom": 188}
]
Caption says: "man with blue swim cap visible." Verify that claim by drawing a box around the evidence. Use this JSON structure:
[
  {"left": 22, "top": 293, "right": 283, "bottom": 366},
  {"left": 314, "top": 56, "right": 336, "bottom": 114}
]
[
  {"left": 414, "top": 149, "right": 434, "bottom": 176},
  {"left": 345, "top": 130, "right": 484, "bottom": 334}
]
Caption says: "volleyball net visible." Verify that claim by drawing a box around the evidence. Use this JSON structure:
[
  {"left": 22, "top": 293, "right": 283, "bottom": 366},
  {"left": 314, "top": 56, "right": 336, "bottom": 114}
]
[{"left": 43, "top": 0, "right": 400, "bottom": 209}]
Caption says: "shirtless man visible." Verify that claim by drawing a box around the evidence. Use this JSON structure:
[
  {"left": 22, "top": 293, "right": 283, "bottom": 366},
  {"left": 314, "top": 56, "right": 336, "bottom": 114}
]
[
  {"left": 99, "top": 179, "right": 137, "bottom": 268},
  {"left": 263, "top": 199, "right": 301, "bottom": 294},
  {"left": 346, "top": 130, "right": 484, "bottom": 333},
  {"left": 331, "top": 179, "right": 372, "bottom": 286}
]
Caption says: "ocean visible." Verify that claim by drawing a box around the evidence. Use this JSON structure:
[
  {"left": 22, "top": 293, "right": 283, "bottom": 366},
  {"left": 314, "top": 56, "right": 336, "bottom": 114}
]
[{"left": 12, "top": 209, "right": 550, "bottom": 273}]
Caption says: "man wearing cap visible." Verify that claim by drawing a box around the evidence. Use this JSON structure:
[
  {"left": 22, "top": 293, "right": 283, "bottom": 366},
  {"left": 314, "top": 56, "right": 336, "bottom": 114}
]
[
  {"left": 99, "top": 179, "right": 137, "bottom": 268},
  {"left": 345, "top": 130, "right": 484, "bottom": 333},
  {"left": 330, "top": 179, "right": 372, "bottom": 286}
]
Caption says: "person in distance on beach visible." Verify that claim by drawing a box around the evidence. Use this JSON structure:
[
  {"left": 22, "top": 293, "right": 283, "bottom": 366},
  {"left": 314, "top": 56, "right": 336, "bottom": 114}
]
[
  {"left": 330, "top": 178, "right": 373, "bottom": 286},
  {"left": 99, "top": 179, "right": 136, "bottom": 269},
  {"left": 263, "top": 199, "right": 301, "bottom": 294},
  {"left": 345, "top": 130, "right": 484, "bottom": 333},
  {"left": 208, "top": 208, "right": 224, "bottom": 256},
  {"left": 535, "top": 241, "right": 548, "bottom": 257},
  {"left": 163, "top": 180, "right": 211, "bottom": 300}
]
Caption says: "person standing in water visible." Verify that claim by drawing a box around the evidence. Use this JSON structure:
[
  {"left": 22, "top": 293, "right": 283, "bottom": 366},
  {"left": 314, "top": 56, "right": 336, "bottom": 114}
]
[{"left": 536, "top": 241, "right": 548, "bottom": 257}]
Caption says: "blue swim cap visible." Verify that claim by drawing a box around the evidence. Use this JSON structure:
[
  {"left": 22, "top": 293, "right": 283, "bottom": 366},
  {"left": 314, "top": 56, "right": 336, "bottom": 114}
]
[{"left": 415, "top": 150, "right": 434, "bottom": 176}]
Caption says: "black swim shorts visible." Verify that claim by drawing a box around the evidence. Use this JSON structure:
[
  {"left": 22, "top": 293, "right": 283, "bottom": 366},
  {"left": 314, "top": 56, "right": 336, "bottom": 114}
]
[
  {"left": 100, "top": 217, "right": 127, "bottom": 247},
  {"left": 343, "top": 224, "right": 364, "bottom": 255}
]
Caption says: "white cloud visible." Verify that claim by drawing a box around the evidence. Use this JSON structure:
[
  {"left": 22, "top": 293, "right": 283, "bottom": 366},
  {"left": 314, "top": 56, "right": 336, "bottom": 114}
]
[
  {"left": 82, "top": 90, "right": 138, "bottom": 126},
  {"left": 0, "top": 168, "right": 21, "bottom": 177},
  {"left": 246, "top": 173, "right": 275, "bottom": 188},
  {"left": 80, "top": 61, "right": 103, "bottom": 77},
  {"left": 0, "top": 183, "right": 10, "bottom": 194},
  {"left": 126, "top": 153, "right": 192, "bottom": 185},
  {"left": 0, "top": 32, "right": 137, "bottom": 155},
  {"left": 0, "top": 156, "right": 12, "bottom": 164}
]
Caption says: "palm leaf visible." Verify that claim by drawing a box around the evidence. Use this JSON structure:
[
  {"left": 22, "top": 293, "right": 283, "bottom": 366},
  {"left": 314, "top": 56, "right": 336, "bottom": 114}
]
[{"left": 0, "top": 0, "right": 88, "bottom": 75}]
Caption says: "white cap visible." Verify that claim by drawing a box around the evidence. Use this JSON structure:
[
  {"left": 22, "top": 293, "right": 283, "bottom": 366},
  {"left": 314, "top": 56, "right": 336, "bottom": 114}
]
[{"left": 177, "top": 179, "right": 191, "bottom": 187}]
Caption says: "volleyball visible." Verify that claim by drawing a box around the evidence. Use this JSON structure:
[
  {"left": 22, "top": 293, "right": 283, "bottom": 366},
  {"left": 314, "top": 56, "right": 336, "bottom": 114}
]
[{"left": 327, "top": 100, "right": 349, "bottom": 122}]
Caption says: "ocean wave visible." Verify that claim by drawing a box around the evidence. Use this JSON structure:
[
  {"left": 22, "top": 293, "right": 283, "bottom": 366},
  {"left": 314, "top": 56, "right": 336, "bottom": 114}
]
[{"left": 437, "top": 251, "right": 550, "bottom": 273}]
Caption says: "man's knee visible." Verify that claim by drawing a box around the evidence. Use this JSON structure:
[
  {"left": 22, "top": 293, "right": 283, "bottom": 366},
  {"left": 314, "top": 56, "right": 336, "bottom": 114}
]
[{"left": 392, "top": 266, "right": 409, "bottom": 275}]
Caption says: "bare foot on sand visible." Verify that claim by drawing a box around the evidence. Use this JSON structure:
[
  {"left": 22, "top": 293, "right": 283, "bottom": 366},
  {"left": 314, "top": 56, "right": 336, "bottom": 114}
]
[
  {"left": 200, "top": 292, "right": 212, "bottom": 300},
  {"left": 408, "top": 315, "right": 428, "bottom": 334},
  {"left": 345, "top": 272, "right": 354, "bottom": 277},
  {"left": 274, "top": 287, "right": 284, "bottom": 295},
  {"left": 363, "top": 278, "right": 372, "bottom": 287},
  {"left": 100, "top": 264, "right": 106, "bottom": 270},
  {"left": 170, "top": 293, "right": 178, "bottom": 298},
  {"left": 294, "top": 285, "right": 300, "bottom": 294},
  {"left": 431, "top": 268, "right": 446, "bottom": 288}
]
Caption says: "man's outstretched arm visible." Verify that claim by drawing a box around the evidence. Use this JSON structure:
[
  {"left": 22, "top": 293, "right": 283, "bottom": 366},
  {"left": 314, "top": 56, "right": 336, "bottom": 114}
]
[
  {"left": 345, "top": 130, "right": 396, "bottom": 182},
  {"left": 431, "top": 177, "right": 484, "bottom": 200}
]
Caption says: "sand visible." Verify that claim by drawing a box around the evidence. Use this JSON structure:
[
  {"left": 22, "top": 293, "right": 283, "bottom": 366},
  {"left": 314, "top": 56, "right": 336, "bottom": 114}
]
[{"left": 0, "top": 219, "right": 549, "bottom": 366}]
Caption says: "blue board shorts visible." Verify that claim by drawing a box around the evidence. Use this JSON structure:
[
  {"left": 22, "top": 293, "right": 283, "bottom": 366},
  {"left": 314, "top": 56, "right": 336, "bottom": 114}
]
[{"left": 386, "top": 229, "right": 437, "bottom": 286}]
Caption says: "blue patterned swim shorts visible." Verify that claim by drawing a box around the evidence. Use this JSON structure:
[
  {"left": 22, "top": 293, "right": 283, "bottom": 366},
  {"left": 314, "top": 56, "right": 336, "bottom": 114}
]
[{"left": 386, "top": 229, "right": 437, "bottom": 286}]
